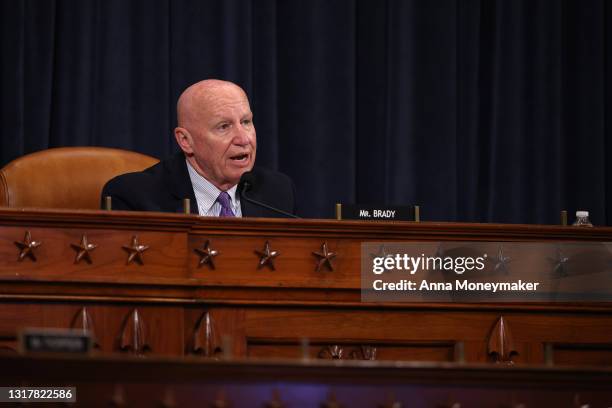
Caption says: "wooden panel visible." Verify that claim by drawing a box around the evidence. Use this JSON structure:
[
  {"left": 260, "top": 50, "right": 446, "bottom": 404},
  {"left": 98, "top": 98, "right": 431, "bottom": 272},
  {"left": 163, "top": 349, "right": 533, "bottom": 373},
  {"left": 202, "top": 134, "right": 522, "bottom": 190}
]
[
  {"left": 0, "top": 227, "right": 189, "bottom": 284},
  {"left": 243, "top": 309, "right": 498, "bottom": 342},
  {"left": 183, "top": 307, "right": 246, "bottom": 358},
  {"left": 247, "top": 340, "right": 456, "bottom": 362},
  {"left": 551, "top": 343, "right": 612, "bottom": 366},
  {"left": 0, "top": 302, "right": 185, "bottom": 356},
  {"left": 241, "top": 308, "right": 612, "bottom": 364},
  {"left": 0, "top": 208, "right": 612, "bottom": 366},
  {"left": 505, "top": 313, "right": 612, "bottom": 343},
  {"left": 0, "top": 338, "right": 18, "bottom": 354},
  {"left": 189, "top": 236, "right": 359, "bottom": 288}
]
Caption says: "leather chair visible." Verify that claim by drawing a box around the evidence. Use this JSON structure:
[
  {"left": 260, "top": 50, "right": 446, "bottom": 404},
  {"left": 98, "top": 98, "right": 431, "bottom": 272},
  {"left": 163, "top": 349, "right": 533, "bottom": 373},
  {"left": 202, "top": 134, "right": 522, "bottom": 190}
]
[{"left": 0, "top": 147, "right": 159, "bottom": 209}]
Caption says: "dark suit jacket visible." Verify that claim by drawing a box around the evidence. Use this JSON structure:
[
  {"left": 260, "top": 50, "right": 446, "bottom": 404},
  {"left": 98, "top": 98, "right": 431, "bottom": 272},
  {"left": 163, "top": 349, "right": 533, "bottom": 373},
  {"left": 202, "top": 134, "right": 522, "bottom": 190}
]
[{"left": 101, "top": 152, "right": 296, "bottom": 218}]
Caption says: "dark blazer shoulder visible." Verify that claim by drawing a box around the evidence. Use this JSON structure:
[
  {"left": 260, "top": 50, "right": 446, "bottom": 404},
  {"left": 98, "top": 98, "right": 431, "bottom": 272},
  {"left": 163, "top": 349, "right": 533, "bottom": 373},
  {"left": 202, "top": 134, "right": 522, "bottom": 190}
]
[{"left": 101, "top": 152, "right": 196, "bottom": 212}]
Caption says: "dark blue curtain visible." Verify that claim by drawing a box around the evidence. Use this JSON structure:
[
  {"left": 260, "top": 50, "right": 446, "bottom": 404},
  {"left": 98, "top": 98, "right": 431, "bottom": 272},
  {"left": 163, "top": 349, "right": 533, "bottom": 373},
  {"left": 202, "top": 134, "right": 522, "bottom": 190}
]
[{"left": 1, "top": 0, "right": 611, "bottom": 224}]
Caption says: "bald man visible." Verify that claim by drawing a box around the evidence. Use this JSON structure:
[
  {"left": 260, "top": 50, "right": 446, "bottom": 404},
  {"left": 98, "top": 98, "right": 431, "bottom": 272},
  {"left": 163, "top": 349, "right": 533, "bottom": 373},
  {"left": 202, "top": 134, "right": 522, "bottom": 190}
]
[{"left": 101, "top": 79, "right": 296, "bottom": 217}]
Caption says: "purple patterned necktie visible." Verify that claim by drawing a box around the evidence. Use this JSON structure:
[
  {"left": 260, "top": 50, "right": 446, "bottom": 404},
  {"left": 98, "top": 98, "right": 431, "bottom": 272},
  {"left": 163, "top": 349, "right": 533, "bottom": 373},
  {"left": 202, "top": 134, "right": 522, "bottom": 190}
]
[{"left": 217, "top": 191, "right": 235, "bottom": 217}]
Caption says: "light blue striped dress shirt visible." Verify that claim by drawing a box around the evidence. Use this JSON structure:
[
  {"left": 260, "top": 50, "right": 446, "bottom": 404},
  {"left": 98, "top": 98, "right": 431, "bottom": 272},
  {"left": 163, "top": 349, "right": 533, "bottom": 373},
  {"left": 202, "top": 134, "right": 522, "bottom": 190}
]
[{"left": 185, "top": 160, "right": 242, "bottom": 217}]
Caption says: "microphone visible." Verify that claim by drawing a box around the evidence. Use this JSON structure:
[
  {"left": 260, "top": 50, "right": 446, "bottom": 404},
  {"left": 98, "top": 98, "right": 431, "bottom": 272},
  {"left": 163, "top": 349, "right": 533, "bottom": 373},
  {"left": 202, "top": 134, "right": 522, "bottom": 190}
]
[{"left": 238, "top": 171, "right": 300, "bottom": 219}]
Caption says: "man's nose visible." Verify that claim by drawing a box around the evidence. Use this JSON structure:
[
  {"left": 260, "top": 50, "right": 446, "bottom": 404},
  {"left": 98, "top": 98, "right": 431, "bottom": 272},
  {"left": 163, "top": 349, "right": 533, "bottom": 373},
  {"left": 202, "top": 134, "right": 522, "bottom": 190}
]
[{"left": 233, "top": 125, "right": 251, "bottom": 145}]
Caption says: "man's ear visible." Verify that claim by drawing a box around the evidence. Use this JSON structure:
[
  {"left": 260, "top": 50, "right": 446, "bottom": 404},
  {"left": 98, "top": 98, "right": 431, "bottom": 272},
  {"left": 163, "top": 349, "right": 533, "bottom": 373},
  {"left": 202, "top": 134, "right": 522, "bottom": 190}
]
[{"left": 174, "top": 127, "right": 194, "bottom": 155}]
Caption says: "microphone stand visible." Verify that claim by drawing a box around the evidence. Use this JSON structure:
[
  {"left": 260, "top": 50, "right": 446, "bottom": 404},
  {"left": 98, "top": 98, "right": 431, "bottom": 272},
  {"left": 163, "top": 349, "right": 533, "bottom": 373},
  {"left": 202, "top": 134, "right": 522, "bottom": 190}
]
[{"left": 240, "top": 181, "right": 300, "bottom": 219}]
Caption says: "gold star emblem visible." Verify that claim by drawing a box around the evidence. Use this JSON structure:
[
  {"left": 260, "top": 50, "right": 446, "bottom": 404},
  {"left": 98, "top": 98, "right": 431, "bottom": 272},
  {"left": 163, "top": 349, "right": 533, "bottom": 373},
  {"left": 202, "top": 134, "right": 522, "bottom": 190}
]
[
  {"left": 14, "top": 231, "right": 42, "bottom": 261},
  {"left": 312, "top": 242, "right": 337, "bottom": 271},
  {"left": 122, "top": 236, "right": 149, "bottom": 265},
  {"left": 71, "top": 234, "right": 98, "bottom": 264},
  {"left": 194, "top": 240, "right": 219, "bottom": 269},
  {"left": 255, "top": 241, "right": 280, "bottom": 270}
]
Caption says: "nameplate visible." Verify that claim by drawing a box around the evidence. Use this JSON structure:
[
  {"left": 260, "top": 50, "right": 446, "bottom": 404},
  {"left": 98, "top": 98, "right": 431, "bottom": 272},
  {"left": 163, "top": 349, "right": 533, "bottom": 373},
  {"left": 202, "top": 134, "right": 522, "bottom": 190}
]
[
  {"left": 340, "top": 205, "right": 414, "bottom": 221},
  {"left": 20, "top": 328, "right": 92, "bottom": 354}
]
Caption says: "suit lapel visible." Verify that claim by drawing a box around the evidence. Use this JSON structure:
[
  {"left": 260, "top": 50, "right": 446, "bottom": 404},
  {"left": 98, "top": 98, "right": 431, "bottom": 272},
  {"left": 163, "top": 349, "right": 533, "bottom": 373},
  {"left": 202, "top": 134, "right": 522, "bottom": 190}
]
[{"left": 164, "top": 152, "right": 198, "bottom": 214}]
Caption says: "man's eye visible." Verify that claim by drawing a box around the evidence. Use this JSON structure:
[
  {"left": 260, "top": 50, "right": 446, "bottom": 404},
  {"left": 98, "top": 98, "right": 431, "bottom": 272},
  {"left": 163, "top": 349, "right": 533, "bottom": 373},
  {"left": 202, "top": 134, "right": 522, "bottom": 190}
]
[
  {"left": 242, "top": 119, "right": 252, "bottom": 126},
  {"left": 218, "top": 123, "right": 230, "bottom": 130}
]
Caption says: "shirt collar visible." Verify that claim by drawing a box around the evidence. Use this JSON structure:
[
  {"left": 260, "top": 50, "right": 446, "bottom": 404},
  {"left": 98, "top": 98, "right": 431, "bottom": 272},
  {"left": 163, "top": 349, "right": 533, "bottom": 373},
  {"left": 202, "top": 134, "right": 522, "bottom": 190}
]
[{"left": 186, "top": 159, "right": 240, "bottom": 215}]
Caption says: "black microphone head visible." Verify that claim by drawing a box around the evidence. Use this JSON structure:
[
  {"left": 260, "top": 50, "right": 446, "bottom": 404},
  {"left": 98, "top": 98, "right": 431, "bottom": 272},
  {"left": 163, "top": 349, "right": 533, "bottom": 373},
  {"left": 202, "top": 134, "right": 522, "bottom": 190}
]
[{"left": 238, "top": 171, "right": 255, "bottom": 193}]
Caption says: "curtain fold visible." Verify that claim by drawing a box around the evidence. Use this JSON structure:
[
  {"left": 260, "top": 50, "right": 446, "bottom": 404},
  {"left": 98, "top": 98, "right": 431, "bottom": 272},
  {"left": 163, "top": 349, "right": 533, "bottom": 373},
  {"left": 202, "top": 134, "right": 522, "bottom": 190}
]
[{"left": 1, "top": 0, "right": 611, "bottom": 224}]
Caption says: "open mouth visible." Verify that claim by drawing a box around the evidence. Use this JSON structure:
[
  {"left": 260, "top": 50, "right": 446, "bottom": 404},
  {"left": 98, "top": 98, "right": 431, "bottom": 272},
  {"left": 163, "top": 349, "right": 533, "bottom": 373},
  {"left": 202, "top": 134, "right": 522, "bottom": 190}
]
[{"left": 230, "top": 153, "right": 249, "bottom": 162}]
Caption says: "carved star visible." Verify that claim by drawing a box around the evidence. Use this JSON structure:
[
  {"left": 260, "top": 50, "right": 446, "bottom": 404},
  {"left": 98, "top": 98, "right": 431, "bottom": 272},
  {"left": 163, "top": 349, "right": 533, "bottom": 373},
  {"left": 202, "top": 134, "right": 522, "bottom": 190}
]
[
  {"left": 369, "top": 244, "right": 389, "bottom": 260},
  {"left": 312, "top": 242, "right": 337, "bottom": 271},
  {"left": 255, "top": 241, "right": 280, "bottom": 270},
  {"left": 14, "top": 231, "right": 42, "bottom": 261},
  {"left": 194, "top": 240, "right": 219, "bottom": 269},
  {"left": 549, "top": 245, "right": 569, "bottom": 277},
  {"left": 71, "top": 234, "right": 98, "bottom": 264},
  {"left": 122, "top": 236, "right": 149, "bottom": 265},
  {"left": 490, "top": 246, "right": 511, "bottom": 274},
  {"left": 434, "top": 243, "right": 446, "bottom": 259}
]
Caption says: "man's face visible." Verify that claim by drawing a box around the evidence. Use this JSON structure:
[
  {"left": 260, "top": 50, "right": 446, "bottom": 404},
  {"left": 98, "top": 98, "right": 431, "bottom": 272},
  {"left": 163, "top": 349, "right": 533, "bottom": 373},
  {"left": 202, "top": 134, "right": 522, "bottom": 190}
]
[{"left": 180, "top": 84, "right": 257, "bottom": 191}]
